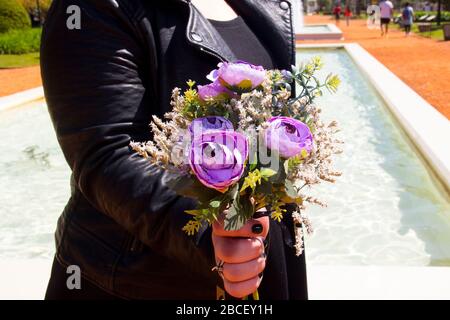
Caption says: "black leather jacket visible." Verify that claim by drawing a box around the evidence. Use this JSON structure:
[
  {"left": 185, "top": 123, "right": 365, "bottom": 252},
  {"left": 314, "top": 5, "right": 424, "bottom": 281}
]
[{"left": 41, "top": 0, "right": 306, "bottom": 299}]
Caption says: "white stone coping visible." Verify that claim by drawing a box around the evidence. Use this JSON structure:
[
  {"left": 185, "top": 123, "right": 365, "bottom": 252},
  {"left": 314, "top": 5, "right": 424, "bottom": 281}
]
[
  {"left": 308, "top": 265, "right": 450, "bottom": 300},
  {"left": 1, "top": 259, "right": 449, "bottom": 300},
  {"left": 0, "top": 259, "right": 52, "bottom": 300},
  {"left": 0, "top": 86, "right": 44, "bottom": 113},
  {"left": 297, "top": 43, "right": 450, "bottom": 193},
  {"left": 296, "top": 24, "right": 343, "bottom": 40}
]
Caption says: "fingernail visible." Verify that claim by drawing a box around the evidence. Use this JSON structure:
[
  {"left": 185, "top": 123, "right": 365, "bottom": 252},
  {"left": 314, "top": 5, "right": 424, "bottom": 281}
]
[{"left": 252, "top": 223, "right": 263, "bottom": 234}]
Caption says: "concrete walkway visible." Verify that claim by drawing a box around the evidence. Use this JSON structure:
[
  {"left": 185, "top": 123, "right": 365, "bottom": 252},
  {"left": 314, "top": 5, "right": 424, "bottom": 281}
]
[
  {"left": 1, "top": 260, "right": 449, "bottom": 300},
  {"left": 300, "top": 15, "right": 450, "bottom": 119}
]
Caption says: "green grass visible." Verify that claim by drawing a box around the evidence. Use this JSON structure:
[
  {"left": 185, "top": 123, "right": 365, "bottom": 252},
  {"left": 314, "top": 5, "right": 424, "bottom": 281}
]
[
  {"left": 0, "top": 27, "right": 41, "bottom": 54},
  {"left": 396, "top": 23, "right": 445, "bottom": 40},
  {"left": 413, "top": 25, "right": 445, "bottom": 40},
  {"left": 0, "top": 52, "right": 39, "bottom": 68},
  {"left": 416, "top": 28, "right": 444, "bottom": 40}
]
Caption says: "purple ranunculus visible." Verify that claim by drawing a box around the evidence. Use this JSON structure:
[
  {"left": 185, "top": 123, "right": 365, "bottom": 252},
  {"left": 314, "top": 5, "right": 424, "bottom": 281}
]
[
  {"left": 189, "top": 116, "right": 234, "bottom": 137},
  {"left": 208, "top": 61, "right": 266, "bottom": 92},
  {"left": 265, "top": 116, "right": 313, "bottom": 158},
  {"left": 197, "top": 81, "right": 232, "bottom": 101},
  {"left": 189, "top": 130, "right": 248, "bottom": 191}
]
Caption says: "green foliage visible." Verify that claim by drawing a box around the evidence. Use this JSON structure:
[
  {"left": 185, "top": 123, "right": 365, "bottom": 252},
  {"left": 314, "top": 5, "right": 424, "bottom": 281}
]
[
  {"left": 0, "top": 27, "right": 41, "bottom": 54},
  {"left": 17, "top": 0, "right": 53, "bottom": 21},
  {"left": 415, "top": 11, "right": 450, "bottom": 22},
  {"left": 240, "top": 168, "right": 276, "bottom": 193},
  {"left": 0, "top": 51, "right": 39, "bottom": 68},
  {"left": 163, "top": 171, "right": 221, "bottom": 203},
  {"left": 289, "top": 56, "right": 341, "bottom": 107},
  {"left": 180, "top": 80, "right": 230, "bottom": 120},
  {"left": 0, "top": 0, "right": 31, "bottom": 33},
  {"left": 177, "top": 56, "right": 341, "bottom": 236}
]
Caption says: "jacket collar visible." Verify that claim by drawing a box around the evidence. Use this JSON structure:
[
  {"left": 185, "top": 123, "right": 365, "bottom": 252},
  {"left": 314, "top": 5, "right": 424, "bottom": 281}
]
[
  {"left": 180, "top": 0, "right": 294, "bottom": 68},
  {"left": 185, "top": 1, "right": 237, "bottom": 62}
]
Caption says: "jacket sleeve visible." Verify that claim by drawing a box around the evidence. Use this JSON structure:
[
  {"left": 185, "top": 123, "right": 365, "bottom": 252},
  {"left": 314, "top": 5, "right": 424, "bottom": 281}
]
[{"left": 41, "top": 0, "right": 215, "bottom": 275}]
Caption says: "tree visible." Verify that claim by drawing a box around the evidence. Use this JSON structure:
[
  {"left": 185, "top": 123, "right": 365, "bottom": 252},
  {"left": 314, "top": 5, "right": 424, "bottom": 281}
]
[
  {"left": 0, "top": 0, "right": 31, "bottom": 33},
  {"left": 437, "top": 0, "right": 441, "bottom": 26}
]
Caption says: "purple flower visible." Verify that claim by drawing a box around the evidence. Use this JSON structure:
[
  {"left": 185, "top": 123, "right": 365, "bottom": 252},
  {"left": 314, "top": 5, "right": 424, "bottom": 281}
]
[
  {"left": 189, "top": 116, "right": 234, "bottom": 137},
  {"left": 189, "top": 130, "right": 248, "bottom": 191},
  {"left": 208, "top": 61, "right": 266, "bottom": 92},
  {"left": 265, "top": 116, "right": 313, "bottom": 158},
  {"left": 197, "top": 81, "right": 232, "bottom": 101}
]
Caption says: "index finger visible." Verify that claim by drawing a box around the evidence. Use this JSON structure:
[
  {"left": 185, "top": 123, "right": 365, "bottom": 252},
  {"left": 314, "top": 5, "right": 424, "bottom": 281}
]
[{"left": 212, "top": 213, "right": 269, "bottom": 239}]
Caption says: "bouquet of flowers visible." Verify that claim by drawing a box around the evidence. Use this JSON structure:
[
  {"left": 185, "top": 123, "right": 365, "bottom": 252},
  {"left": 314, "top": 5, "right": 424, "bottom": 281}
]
[{"left": 131, "top": 57, "right": 342, "bottom": 255}]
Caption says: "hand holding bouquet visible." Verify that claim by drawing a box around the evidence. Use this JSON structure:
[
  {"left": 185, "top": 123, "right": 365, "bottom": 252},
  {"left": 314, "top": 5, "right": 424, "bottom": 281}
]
[{"left": 131, "top": 58, "right": 342, "bottom": 256}]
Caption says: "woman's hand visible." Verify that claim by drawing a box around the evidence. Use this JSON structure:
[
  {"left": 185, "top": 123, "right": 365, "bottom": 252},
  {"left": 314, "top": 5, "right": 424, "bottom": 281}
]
[{"left": 212, "top": 213, "right": 269, "bottom": 298}]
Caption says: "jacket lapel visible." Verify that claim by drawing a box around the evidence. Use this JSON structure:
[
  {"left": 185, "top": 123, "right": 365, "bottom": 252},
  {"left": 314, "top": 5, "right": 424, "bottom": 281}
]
[
  {"left": 226, "top": 0, "right": 295, "bottom": 69},
  {"left": 179, "top": 0, "right": 294, "bottom": 68},
  {"left": 183, "top": 0, "right": 237, "bottom": 62}
]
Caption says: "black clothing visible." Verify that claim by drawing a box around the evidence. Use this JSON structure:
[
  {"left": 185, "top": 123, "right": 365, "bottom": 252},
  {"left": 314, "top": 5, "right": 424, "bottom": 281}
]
[
  {"left": 209, "top": 16, "right": 274, "bottom": 69},
  {"left": 41, "top": 0, "right": 306, "bottom": 299},
  {"left": 45, "top": 258, "right": 119, "bottom": 300}
]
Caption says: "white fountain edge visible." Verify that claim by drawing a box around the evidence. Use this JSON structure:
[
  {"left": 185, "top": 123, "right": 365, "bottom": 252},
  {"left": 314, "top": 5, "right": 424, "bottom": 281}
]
[
  {"left": 296, "top": 24, "right": 343, "bottom": 40},
  {"left": 297, "top": 43, "right": 450, "bottom": 194},
  {"left": 1, "top": 259, "right": 450, "bottom": 300},
  {"left": 0, "top": 86, "right": 44, "bottom": 113}
]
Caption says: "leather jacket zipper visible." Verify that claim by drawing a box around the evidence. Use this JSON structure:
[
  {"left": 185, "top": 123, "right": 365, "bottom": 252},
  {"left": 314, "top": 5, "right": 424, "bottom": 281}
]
[{"left": 198, "top": 46, "right": 225, "bottom": 62}]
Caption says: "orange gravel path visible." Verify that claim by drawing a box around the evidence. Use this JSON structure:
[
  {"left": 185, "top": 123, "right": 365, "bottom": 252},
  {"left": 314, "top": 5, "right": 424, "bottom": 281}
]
[
  {"left": 0, "top": 66, "right": 42, "bottom": 97},
  {"left": 300, "top": 15, "right": 450, "bottom": 119}
]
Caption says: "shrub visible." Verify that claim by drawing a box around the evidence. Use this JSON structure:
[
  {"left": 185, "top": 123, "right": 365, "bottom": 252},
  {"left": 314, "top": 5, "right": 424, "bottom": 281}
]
[
  {"left": 0, "top": 27, "right": 41, "bottom": 54},
  {"left": 17, "top": 0, "right": 53, "bottom": 22},
  {"left": 415, "top": 11, "right": 450, "bottom": 22},
  {"left": 0, "top": 0, "right": 31, "bottom": 33}
]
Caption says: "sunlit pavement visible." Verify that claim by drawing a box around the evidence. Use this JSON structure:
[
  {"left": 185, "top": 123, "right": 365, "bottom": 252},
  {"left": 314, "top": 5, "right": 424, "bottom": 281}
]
[
  {"left": 300, "top": 15, "right": 450, "bottom": 119},
  {"left": 1, "top": 260, "right": 450, "bottom": 300}
]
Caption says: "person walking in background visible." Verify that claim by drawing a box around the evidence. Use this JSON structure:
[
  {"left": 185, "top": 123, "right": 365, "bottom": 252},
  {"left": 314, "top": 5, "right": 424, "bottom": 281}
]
[
  {"left": 333, "top": 3, "right": 342, "bottom": 25},
  {"left": 402, "top": 2, "right": 415, "bottom": 36},
  {"left": 379, "top": 0, "right": 394, "bottom": 37},
  {"left": 344, "top": 5, "right": 352, "bottom": 26}
]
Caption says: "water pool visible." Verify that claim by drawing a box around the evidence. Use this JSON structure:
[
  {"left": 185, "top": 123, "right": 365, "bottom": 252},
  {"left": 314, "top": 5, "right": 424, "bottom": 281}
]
[
  {"left": 296, "top": 24, "right": 343, "bottom": 40},
  {"left": 298, "top": 48, "right": 450, "bottom": 266},
  {"left": 299, "top": 25, "right": 332, "bottom": 34},
  {"left": 0, "top": 101, "right": 70, "bottom": 259},
  {"left": 0, "top": 50, "right": 449, "bottom": 266}
]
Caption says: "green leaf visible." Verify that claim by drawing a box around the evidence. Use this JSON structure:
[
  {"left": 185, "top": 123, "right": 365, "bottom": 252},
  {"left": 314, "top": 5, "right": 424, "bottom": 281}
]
[
  {"left": 267, "top": 159, "right": 287, "bottom": 184},
  {"left": 249, "top": 151, "right": 258, "bottom": 171},
  {"left": 185, "top": 209, "right": 205, "bottom": 216},
  {"left": 254, "top": 180, "right": 272, "bottom": 196},
  {"left": 284, "top": 160, "right": 290, "bottom": 175},
  {"left": 260, "top": 168, "right": 277, "bottom": 180},
  {"left": 240, "top": 196, "right": 255, "bottom": 221},
  {"left": 285, "top": 180, "right": 298, "bottom": 198},
  {"left": 163, "top": 172, "right": 220, "bottom": 203},
  {"left": 209, "top": 200, "right": 221, "bottom": 208},
  {"left": 291, "top": 64, "right": 299, "bottom": 75},
  {"left": 224, "top": 201, "right": 245, "bottom": 231},
  {"left": 228, "top": 183, "right": 239, "bottom": 201}
]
